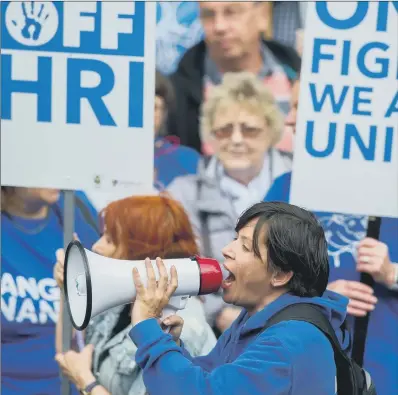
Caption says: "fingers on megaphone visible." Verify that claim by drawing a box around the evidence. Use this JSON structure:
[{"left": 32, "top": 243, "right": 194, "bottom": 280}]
[
  {"left": 56, "top": 248, "right": 65, "bottom": 265},
  {"left": 132, "top": 267, "right": 144, "bottom": 292},
  {"left": 145, "top": 258, "right": 156, "bottom": 289},
  {"left": 162, "top": 314, "right": 183, "bottom": 327},
  {"left": 132, "top": 258, "right": 178, "bottom": 297},
  {"left": 167, "top": 265, "right": 178, "bottom": 298},
  {"left": 54, "top": 248, "right": 65, "bottom": 288},
  {"left": 54, "top": 265, "right": 64, "bottom": 288},
  {"left": 82, "top": 343, "right": 94, "bottom": 356},
  {"left": 156, "top": 257, "right": 169, "bottom": 292},
  {"left": 73, "top": 233, "right": 80, "bottom": 242}
]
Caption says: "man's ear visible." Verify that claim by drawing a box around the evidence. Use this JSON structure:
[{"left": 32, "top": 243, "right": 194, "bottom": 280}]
[
  {"left": 257, "top": 2, "right": 272, "bottom": 40},
  {"left": 271, "top": 270, "right": 293, "bottom": 288}
]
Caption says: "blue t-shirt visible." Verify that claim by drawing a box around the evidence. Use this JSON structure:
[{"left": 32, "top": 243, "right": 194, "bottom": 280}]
[
  {"left": 1, "top": 191, "right": 99, "bottom": 395},
  {"left": 265, "top": 172, "right": 398, "bottom": 395},
  {"left": 154, "top": 137, "right": 200, "bottom": 189}
]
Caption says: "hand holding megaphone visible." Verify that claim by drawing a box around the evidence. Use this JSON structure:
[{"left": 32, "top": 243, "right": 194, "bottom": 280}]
[
  {"left": 131, "top": 257, "right": 181, "bottom": 331},
  {"left": 64, "top": 241, "right": 225, "bottom": 331},
  {"left": 54, "top": 234, "right": 80, "bottom": 289}
]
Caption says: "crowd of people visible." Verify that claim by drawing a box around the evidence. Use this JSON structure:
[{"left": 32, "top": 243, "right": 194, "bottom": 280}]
[{"left": 1, "top": 2, "right": 397, "bottom": 395}]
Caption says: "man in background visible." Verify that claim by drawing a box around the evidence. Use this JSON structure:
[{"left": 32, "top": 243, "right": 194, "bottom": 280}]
[{"left": 168, "top": 1, "right": 300, "bottom": 154}]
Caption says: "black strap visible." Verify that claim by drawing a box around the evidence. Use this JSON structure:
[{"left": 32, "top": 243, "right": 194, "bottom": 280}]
[
  {"left": 75, "top": 195, "right": 100, "bottom": 235},
  {"left": 53, "top": 193, "right": 100, "bottom": 235},
  {"left": 262, "top": 303, "right": 356, "bottom": 394},
  {"left": 197, "top": 156, "right": 213, "bottom": 257},
  {"left": 264, "top": 303, "right": 341, "bottom": 348},
  {"left": 352, "top": 216, "right": 381, "bottom": 367},
  {"left": 199, "top": 210, "right": 212, "bottom": 257}
]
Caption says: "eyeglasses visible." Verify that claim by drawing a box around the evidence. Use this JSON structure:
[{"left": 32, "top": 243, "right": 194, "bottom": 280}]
[{"left": 211, "top": 123, "right": 263, "bottom": 140}]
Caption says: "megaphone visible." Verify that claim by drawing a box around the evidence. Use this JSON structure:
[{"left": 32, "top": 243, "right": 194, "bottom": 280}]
[{"left": 64, "top": 240, "right": 224, "bottom": 330}]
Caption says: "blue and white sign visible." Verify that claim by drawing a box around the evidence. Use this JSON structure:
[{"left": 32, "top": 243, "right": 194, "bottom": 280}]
[
  {"left": 290, "top": 1, "right": 398, "bottom": 218},
  {"left": 1, "top": 1, "right": 156, "bottom": 192}
]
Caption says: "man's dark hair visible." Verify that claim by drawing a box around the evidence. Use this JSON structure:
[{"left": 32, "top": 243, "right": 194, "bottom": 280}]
[{"left": 235, "top": 201, "right": 329, "bottom": 297}]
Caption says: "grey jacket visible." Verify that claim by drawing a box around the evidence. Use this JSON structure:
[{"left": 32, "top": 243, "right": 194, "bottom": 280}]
[
  {"left": 86, "top": 297, "right": 216, "bottom": 395},
  {"left": 167, "top": 150, "right": 292, "bottom": 326}
]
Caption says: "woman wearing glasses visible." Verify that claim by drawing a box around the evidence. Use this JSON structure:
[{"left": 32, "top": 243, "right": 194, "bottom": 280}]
[{"left": 167, "top": 72, "right": 292, "bottom": 334}]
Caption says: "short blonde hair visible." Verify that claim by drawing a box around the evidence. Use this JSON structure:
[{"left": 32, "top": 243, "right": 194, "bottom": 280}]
[{"left": 201, "top": 72, "right": 284, "bottom": 145}]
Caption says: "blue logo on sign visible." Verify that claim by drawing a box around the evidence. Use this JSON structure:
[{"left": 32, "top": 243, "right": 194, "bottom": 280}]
[
  {"left": 1, "top": 1, "right": 146, "bottom": 128},
  {"left": 5, "top": 1, "right": 59, "bottom": 46},
  {"left": 2, "top": 1, "right": 145, "bottom": 56}
]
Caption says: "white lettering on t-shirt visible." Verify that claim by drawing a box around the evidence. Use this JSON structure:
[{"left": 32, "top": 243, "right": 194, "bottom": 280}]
[
  {"left": 38, "top": 278, "right": 60, "bottom": 301},
  {"left": 39, "top": 300, "right": 59, "bottom": 324},
  {"left": 1, "top": 295, "right": 17, "bottom": 321},
  {"left": 16, "top": 298, "right": 38, "bottom": 323},
  {"left": 1, "top": 272, "right": 18, "bottom": 297},
  {"left": 16, "top": 276, "right": 40, "bottom": 300},
  {"left": 1, "top": 273, "right": 60, "bottom": 324}
]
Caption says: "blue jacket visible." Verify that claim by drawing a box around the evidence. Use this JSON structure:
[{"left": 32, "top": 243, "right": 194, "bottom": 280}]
[
  {"left": 266, "top": 172, "right": 398, "bottom": 395},
  {"left": 154, "top": 137, "right": 200, "bottom": 189},
  {"left": 130, "top": 291, "right": 348, "bottom": 395}
]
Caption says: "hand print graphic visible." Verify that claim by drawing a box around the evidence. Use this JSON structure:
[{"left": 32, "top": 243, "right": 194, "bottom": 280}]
[{"left": 5, "top": 1, "right": 58, "bottom": 46}]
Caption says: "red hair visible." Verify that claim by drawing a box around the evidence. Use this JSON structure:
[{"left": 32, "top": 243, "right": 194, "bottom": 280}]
[{"left": 101, "top": 195, "right": 198, "bottom": 260}]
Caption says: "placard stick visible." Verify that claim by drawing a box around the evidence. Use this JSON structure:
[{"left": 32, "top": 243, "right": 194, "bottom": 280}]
[
  {"left": 61, "top": 191, "right": 75, "bottom": 395},
  {"left": 352, "top": 216, "right": 382, "bottom": 367}
]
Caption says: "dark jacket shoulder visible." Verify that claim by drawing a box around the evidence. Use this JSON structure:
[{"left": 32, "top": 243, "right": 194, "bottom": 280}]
[{"left": 167, "top": 39, "right": 301, "bottom": 153}]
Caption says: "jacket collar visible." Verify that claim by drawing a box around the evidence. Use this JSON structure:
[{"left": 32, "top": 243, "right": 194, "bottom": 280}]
[
  {"left": 195, "top": 156, "right": 236, "bottom": 217},
  {"left": 174, "top": 38, "right": 300, "bottom": 105},
  {"left": 195, "top": 150, "right": 290, "bottom": 216}
]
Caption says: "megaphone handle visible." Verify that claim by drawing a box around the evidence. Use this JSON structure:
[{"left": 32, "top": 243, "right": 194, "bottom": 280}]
[
  {"left": 74, "top": 330, "right": 85, "bottom": 351},
  {"left": 160, "top": 306, "right": 178, "bottom": 334}
]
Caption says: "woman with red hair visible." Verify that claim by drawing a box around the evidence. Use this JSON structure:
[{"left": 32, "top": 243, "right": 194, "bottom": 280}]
[{"left": 54, "top": 195, "right": 216, "bottom": 395}]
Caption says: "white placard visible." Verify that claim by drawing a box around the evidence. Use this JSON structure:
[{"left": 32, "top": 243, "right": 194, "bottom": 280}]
[
  {"left": 1, "top": 1, "right": 156, "bottom": 193},
  {"left": 290, "top": 1, "right": 398, "bottom": 218}
]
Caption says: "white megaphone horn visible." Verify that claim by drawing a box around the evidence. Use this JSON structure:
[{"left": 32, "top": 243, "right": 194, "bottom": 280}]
[{"left": 64, "top": 240, "right": 224, "bottom": 330}]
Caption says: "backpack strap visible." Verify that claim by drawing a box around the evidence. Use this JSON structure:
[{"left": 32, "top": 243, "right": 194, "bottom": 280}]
[
  {"left": 197, "top": 156, "right": 213, "bottom": 257},
  {"left": 55, "top": 193, "right": 100, "bottom": 235},
  {"left": 262, "top": 303, "right": 357, "bottom": 394},
  {"left": 75, "top": 195, "right": 100, "bottom": 235}
]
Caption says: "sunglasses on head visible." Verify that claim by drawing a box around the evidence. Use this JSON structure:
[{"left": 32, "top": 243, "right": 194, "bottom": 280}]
[{"left": 211, "top": 123, "right": 263, "bottom": 139}]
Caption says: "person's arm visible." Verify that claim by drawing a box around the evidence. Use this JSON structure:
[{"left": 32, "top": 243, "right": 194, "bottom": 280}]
[
  {"left": 55, "top": 294, "right": 65, "bottom": 354},
  {"left": 75, "top": 371, "right": 110, "bottom": 395},
  {"left": 130, "top": 319, "right": 291, "bottom": 395},
  {"left": 91, "top": 387, "right": 110, "bottom": 395},
  {"left": 176, "top": 323, "right": 229, "bottom": 373},
  {"left": 55, "top": 345, "right": 110, "bottom": 394},
  {"left": 132, "top": 318, "right": 228, "bottom": 373},
  {"left": 56, "top": 294, "right": 85, "bottom": 353}
]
